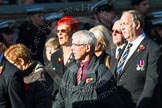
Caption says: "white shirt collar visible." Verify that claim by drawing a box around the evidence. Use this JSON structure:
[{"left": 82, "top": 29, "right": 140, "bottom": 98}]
[{"left": 130, "top": 33, "right": 146, "bottom": 46}]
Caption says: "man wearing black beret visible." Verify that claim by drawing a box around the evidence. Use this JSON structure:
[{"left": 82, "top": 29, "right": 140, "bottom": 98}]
[
  {"left": 0, "top": 20, "right": 16, "bottom": 47},
  {"left": 91, "top": 0, "right": 118, "bottom": 31},
  {"left": 17, "top": 6, "right": 48, "bottom": 65}
]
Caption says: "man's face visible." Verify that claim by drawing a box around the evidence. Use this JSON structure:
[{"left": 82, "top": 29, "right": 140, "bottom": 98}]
[
  {"left": 30, "top": 13, "right": 44, "bottom": 27},
  {"left": 112, "top": 21, "right": 124, "bottom": 46},
  {"left": 134, "top": 0, "right": 150, "bottom": 15},
  {"left": 98, "top": 11, "right": 115, "bottom": 23},
  {"left": 94, "top": 10, "right": 116, "bottom": 28},
  {"left": 71, "top": 36, "right": 87, "bottom": 61},
  {"left": 120, "top": 12, "right": 136, "bottom": 42},
  {"left": 56, "top": 24, "right": 71, "bottom": 46}
]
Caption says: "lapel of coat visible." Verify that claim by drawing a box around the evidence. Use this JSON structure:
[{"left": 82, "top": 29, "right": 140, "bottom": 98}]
[
  {"left": 111, "top": 44, "right": 127, "bottom": 78},
  {"left": 70, "top": 62, "right": 79, "bottom": 86},
  {"left": 109, "top": 47, "right": 116, "bottom": 57},
  {"left": 51, "top": 48, "right": 64, "bottom": 75},
  {"left": 118, "top": 38, "right": 149, "bottom": 77},
  {"left": 110, "top": 48, "right": 118, "bottom": 78},
  {"left": 65, "top": 53, "right": 75, "bottom": 68}
]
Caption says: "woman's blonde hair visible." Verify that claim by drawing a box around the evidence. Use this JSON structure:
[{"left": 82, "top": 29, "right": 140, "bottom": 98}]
[
  {"left": 89, "top": 25, "right": 111, "bottom": 50},
  {"left": 45, "top": 37, "right": 60, "bottom": 48},
  {"left": 4, "top": 43, "right": 32, "bottom": 65}
]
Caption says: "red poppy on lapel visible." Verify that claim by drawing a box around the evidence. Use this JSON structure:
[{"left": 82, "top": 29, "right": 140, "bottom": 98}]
[
  {"left": 0, "top": 66, "right": 3, "bottom": 74},
  {"left": 137, "top": 45, "right": 146, "bottom": 52},
  {"left": 139, "top": 45, "right": 146, "bottom": 50},
  {"left": 24, "top": 83, "right": 29, "bottom": 91},
  {"left": 57, "top": 58, "right": 63, "bottom": 63},
  {"left": 86, "top": 77, "right": 93, "bottom": 83}
]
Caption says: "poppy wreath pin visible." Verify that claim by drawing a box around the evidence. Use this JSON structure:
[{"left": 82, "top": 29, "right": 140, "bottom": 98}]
[
  {"left": 86, "top": 77, "right": 93, "bottom": 84},
  {"left": 137, "top": 45, "right": 146, "bottom": 52},
  {"left": 57, "top": 58, "right": 63, "bottom": 63}
]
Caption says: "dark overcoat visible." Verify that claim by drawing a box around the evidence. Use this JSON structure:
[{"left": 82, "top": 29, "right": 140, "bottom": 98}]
[{"left": 53, "top": 56, "right": 124, "bottom": 108}]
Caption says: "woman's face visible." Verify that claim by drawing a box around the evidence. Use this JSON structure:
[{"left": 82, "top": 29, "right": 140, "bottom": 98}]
[
  {"left": 56, "top": 24, "right": 71, "bottom": 46},
  {"left": 46, "top": 46, "right": 59, "bottom": 61}
]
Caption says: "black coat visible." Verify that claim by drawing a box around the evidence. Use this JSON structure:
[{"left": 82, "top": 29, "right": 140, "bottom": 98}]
[
  {"left": 50, "top": 48, "right": 76, "bottom": 100},
  {"left": 22, "top": 61, "right": 53, "bottom": 108},
  {"left": 0, "top": 57, "right": 26, "bottom": 108},
  {"left": 53, "top": 56, "right": 124, "bottom": 108},
  {"left": 111, "top": 37, "right": 162, "bottom": 108},
  {"left": 17, "top": 22, "right": 47, "bottom": 64}
]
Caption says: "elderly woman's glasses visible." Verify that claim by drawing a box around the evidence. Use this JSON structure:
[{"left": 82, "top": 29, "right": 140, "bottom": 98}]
[
  {"left": 112, "top": 30, "right": 122, "bottom": 34},
  {"left": 72, "top": 43, "right": 87, "bottom": 47},
  {"left": 56, "top": 29, "right": 69, "bottom": 33}
]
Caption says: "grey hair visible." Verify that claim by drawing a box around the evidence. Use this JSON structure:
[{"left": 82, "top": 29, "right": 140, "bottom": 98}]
[
  {"left": 72, "top": 30, "right": 97, "bottom": 49},
  {"left": 122, "top": 10, "right": 145, "bottom": 28}
]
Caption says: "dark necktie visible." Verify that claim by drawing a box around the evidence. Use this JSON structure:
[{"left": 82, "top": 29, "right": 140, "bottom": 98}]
[
  {"left": 77, "top": 63, "right": 84, "bottom": 84},
  {"left": 116, "top": 43, "right": 133, "bottom": 75}
]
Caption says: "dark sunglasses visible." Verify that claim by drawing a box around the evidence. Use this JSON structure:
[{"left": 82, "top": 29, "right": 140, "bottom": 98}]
[
  {"left": 56, "top": 29, "right": 69, "bottom": 33},
  {"left": 112, "top": 30, "right": 122, "bottom": 34}
]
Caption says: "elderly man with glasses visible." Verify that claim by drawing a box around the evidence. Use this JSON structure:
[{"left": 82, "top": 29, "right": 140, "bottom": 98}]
[{"left": 53, "top": 30, "right": 124, "bottom": 108}]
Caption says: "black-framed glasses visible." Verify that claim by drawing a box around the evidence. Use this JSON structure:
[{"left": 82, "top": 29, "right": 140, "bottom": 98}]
[
  {"left": 56, "top": 29, "right": 69, "bottom": 33},
  {"left": 72, "top": 43, "right": 87, "bottom": 47}
]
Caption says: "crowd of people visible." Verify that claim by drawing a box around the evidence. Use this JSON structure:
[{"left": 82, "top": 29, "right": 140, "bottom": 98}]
[{"left": 0, "top": 0, "right": 162, "bottom": 108}]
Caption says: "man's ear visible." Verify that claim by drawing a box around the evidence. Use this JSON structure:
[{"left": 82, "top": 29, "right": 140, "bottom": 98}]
[
  {"left": 85, "top": 44, "right": 91, "bottom": 53},
  {"left": 135, "top": 21, "right": 141, "bottom": 29},
  {"left": 133, "top": 21, "right": 140, "bottom": 29}
]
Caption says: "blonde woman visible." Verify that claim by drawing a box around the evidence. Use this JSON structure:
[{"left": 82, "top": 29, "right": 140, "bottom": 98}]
[
  {"left": 89, "top": 25, "right": 112, "bottom": 69},
  {"left": 44, "top": 37, "right": 60, "bottom": 66},
  {"left": 4, "top": 44, "right": 52, "bottom": 108}
]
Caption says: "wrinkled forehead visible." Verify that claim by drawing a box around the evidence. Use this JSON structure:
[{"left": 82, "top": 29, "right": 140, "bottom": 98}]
[
  {"left": 113, "top": 21, "right": 121, "bottom": 29},
  {"left": 120, "top": 12, "right": 133, "bottom": 23},
  {"left": 72, "top": 36, "right": 80, "bottom": 43},
  {"left": 72, "top": 33, "right": 83, "bottom": 44}
]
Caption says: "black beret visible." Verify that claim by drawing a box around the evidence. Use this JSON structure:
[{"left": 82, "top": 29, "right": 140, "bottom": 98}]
[
  {"left": 0, "top": 20, "right": 16, "bottom": 34},
  {"left": 44, "top": 13, "right": 64, "bottom": 22},
  {"left": 26, "top": 6, "right": 44, "bottom": 15},
  {"left": 91, "top": 0, "right": 114, "bottom": 14},
  {"left": 131, "top": 0, "right": 146, "bottom": 6}
]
